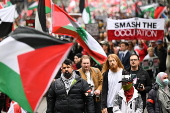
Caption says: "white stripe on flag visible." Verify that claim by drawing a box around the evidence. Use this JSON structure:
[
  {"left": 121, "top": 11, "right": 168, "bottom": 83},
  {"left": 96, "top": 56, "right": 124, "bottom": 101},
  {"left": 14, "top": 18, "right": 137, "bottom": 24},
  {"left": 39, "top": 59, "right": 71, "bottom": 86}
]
[
  {"left": 0, "top": 5, "right": 16, "bottom": 22},
  {"left": 0, "top": 36, "right": 34, "bottom": 74}
]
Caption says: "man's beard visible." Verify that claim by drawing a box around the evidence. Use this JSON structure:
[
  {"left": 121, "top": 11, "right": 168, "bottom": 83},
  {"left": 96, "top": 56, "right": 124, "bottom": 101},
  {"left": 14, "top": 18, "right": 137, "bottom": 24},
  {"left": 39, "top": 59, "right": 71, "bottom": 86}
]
[
  {"left": 110, "top": 64, "right": 118, "bottom": 72},
  {"left": 63, "top": 72, "right": 72, "bottom": 79}
]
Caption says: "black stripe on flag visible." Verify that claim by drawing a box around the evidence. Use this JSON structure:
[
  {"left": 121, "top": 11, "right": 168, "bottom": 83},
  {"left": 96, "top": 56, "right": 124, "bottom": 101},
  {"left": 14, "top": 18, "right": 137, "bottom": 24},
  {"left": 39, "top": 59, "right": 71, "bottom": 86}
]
[
  {"left": 10, "top": 26, "right": 70, "bottom": 49},
  {"left": 0, "top": 22, "right": 13, "bottom": 38},
  {"left": 79, "top": 0, "right": 85, "bottom": 13},
  {"left": 37, "top": 0, "right": 47, "bottom": 32}
]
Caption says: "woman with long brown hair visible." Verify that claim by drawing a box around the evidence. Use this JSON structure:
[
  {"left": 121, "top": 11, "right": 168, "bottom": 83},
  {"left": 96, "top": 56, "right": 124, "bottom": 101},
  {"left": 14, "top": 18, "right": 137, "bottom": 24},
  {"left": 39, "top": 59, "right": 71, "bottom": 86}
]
[{"left": 101, "top": 54, "right": 124, "bottom": 113}]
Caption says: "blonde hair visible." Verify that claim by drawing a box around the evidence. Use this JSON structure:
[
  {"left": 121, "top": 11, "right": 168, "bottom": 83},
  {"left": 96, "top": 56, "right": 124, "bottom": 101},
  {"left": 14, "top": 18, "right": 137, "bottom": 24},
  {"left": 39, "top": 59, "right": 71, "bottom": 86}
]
[
  {"left": 147, "top": 47, "right": 154, "bottom": 52},
  {"left": 101, "top": 54, "right": 124, "bottom": 74}
]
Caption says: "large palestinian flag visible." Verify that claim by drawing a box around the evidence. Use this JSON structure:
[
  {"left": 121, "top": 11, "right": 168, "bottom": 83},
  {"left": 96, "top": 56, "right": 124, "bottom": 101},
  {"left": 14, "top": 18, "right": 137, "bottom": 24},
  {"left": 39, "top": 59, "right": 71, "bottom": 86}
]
[
  {"left": 52, "top": 4, "right": 107, "bottom": 64},
  {"left": 0, "top": 5, "right": 16, "bottom": 37},
  {"left": 0, "top": 26, "right": 73, "bottom": 112}
]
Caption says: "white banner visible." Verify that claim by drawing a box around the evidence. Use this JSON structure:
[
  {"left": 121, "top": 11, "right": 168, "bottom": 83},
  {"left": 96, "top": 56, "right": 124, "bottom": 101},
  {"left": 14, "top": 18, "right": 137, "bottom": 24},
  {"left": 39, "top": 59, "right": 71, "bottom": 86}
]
[{"left": 107, "top": 18, "right": 165, "bottom": 40}]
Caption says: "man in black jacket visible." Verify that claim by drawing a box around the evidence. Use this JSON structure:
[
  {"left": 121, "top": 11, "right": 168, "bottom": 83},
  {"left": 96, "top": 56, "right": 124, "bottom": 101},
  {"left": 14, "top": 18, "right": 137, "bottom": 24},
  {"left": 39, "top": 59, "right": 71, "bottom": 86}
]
[
  {"left": 46, "top": 59, "right": 95, "bottom": 113},
  {"left": 126, "top": 54, "right": 152, "bottom": 111}
]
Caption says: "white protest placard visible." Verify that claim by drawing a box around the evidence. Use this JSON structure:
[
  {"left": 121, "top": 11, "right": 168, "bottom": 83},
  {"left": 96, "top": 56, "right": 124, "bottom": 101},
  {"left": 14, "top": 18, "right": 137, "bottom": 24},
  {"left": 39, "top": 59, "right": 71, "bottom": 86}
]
[
  {"left": 107, "top": 18, "right": 165, "bottom": 40},
  {"left": 142, "top": 57, "right": 159, "bottom": 70}
]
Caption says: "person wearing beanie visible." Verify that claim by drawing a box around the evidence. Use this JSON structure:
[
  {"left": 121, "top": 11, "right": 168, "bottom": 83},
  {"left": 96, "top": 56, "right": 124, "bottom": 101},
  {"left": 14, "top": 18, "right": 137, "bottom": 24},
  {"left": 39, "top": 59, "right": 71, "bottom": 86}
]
[
  {"left": 112, "top": 70, "right": 143, "bottom": 113},
  {"left": 147, "top": 72, "right": 170, "bottom": 113}
]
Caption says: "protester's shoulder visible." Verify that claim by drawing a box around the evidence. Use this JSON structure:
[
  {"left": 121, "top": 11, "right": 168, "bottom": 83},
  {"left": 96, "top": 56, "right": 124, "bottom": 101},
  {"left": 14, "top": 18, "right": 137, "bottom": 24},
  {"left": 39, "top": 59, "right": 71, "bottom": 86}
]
[
  {"left": 75, "top": 70, "right": 81, "bottom": 76},
  {"left": 53, "top": 78, "right": 62, "bottom": 85},
  {"left": 91, "top": 67, "right": 101, "bottom": 73},
  {"left": 102, "top": 70, "right": 109, "bottom": 76},
  {"left": 139, "top": 67, "right": 148, "bottom": 73}
]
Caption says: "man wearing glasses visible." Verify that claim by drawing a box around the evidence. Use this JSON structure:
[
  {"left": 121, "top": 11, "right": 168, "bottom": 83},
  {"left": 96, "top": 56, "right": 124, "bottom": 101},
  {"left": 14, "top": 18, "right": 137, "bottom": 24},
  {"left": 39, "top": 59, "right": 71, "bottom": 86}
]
[{"left": 126, "top": 54, "right": 151, "bottom": 112}]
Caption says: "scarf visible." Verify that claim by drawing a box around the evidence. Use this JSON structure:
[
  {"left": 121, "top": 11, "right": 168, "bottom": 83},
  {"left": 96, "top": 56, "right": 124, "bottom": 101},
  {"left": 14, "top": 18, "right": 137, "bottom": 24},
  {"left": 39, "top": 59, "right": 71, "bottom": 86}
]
[{"left": 124, "top": 86, "right": 134, "bottom": 102}]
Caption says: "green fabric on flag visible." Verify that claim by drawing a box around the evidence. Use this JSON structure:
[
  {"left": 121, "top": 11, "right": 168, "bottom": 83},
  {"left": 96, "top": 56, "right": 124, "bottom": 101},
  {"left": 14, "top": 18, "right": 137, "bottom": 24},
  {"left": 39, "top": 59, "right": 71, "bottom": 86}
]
[
  {"left": 63, "top": 25, "right": 77, "bottom": 32},
  {"left": 76, "top": 27, "right": 88, "bottom": 42},
  {"left": 45, "top": 6, "right": 51, "bottom": 14},
  {"left": 0, "top": 62, "right": 32, "bottom": 112},
  {"left": 86, "top": 7, "right": 91, "bottom": 23}
]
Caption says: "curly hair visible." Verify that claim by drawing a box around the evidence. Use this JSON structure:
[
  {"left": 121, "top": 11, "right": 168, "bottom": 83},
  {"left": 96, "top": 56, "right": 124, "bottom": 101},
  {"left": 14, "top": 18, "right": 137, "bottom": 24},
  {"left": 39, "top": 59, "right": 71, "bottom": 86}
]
[{"left": 101, "top": 54, "right": 124, "bottom": 74}]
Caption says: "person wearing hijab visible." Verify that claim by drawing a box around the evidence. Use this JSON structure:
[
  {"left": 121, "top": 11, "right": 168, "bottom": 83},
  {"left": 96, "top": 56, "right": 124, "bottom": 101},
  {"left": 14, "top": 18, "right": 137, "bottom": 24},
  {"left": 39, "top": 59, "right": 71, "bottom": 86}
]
[
  {"left": 147, "top": 72, "right": 170, "bottom": 113},
  {"left": 112, "top": 70, "right": 143, "bottom": 113}
]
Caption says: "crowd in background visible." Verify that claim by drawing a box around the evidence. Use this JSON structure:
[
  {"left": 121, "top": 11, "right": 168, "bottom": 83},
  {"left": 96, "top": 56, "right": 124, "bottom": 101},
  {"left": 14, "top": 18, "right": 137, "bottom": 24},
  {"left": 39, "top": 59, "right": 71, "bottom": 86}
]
[{"left": 1, "top": 0, "right": 170, "bottom": 113}]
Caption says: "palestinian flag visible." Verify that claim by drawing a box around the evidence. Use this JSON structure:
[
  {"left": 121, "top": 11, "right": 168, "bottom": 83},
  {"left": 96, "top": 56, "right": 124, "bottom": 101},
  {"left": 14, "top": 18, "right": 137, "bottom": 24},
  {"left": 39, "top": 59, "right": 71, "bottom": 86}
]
[
  {"left": 28, "top": 1, "right": 38, "bottom": 10},
  {"left": 0, "top": 26, "right": 73, "bottom": 113},
  {"left": 140, "top": 3, "right": 158, "bottom": 13},
  {"left": 139, "top": 3, "right": 160, "bottom": 18},
  {"left": 45, "top": 0, "right": 51, "bottom": 14},
  {"left": 36, "top": 0, "right": 47, "bottom": 32},
  {"left": 52, "top": 4, "right": 107, "bottom": 64},
  {"left": 0, "top": 5, "right": 16, "bottom": 38},
  {"left": 150, "top": 6, "right": 166, "bottom": 19},
  {"left": 82, "top": 0, "right": 92, "bottom": 24}
]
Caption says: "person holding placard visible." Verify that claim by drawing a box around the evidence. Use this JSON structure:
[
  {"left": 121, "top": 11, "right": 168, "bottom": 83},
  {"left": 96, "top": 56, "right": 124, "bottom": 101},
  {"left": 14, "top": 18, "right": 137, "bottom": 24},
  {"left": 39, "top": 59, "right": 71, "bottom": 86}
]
[{"left": 143, "top": 47, "right": 159, "bottom": 83}]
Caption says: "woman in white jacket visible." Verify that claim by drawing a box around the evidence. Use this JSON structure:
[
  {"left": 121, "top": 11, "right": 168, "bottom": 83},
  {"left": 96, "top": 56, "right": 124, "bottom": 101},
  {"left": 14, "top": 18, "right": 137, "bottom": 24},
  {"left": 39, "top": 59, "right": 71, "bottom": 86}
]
[{"left": 112, "top": 70, "right": 143, "bottom": 113}]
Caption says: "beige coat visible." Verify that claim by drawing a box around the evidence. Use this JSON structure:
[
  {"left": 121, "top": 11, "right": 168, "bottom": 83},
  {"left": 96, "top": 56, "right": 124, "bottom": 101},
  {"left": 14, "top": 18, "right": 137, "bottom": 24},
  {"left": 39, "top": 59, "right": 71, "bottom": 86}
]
[{"left": 79, "top": 67, "right": 103, "bottom": 91}]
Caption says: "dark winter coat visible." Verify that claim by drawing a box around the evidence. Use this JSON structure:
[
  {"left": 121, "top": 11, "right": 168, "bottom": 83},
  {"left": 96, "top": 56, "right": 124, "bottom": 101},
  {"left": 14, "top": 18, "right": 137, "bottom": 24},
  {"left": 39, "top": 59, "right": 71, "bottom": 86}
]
[
  {"left": 146, "top": 83, "right": 161, "bottom": 113},
  {"left": 46, "top": 74, "right": 95, "bottom": 113},
  {"left": 154, "top": 46, "right": 167, "bottom": 72},
  {"left": 126, "top": 67, "right": 152, "bottom": 109}
]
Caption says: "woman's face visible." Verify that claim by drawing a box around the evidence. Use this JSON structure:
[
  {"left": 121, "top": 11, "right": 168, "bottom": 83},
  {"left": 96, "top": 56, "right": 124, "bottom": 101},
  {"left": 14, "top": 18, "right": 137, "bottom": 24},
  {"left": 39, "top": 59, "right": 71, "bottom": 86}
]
[{"left": 74, "top": 56, "right": 80, "bottom": 64}]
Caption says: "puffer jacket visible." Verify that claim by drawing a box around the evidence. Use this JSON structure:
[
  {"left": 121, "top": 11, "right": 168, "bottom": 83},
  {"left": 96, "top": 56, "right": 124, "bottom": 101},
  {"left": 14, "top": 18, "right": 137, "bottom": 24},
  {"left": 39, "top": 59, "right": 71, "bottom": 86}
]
[
  {"left": 46, "top": 73, "right": 95, "bottom": 113},
  {"left": 146, "top": 83, "right": 161, "bottom": 113}
]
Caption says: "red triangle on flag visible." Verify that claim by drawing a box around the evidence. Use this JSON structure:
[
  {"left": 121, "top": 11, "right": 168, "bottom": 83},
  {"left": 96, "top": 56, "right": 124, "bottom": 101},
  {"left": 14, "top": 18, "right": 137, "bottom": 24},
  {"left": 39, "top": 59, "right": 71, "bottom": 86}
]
[{"left": 18, "top": 43, "right": 73, "bottom": 111}]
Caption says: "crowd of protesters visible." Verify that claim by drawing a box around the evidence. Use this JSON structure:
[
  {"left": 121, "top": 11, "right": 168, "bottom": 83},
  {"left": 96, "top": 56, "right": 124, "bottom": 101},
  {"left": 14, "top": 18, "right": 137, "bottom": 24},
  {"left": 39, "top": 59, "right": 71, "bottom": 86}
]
[
  {"left": 45, "top": 31, "right": 170, "bottom": 113},
  {"left": 2, "top": 13, "right": 170, "bottom": 113},
  {"left": 1, "top": 0, "right": 170, "bottom": 113},
  {"left": 45, "top": 36, "right": 170, "bottom": 113}
]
